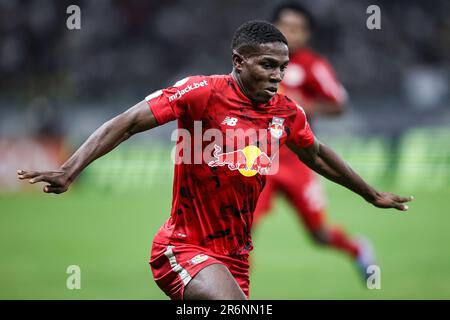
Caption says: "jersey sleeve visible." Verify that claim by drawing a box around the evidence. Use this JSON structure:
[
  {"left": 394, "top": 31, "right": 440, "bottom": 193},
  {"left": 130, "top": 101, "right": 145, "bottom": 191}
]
[
  {"left": 287, "top": 104, "right": 315, "bottom": 148},
  {"left": 309, "top": 58, "right": 347, "bottom": 105},
  {"left": 145, "top": 75, "right": 212, "bottom": 125}
]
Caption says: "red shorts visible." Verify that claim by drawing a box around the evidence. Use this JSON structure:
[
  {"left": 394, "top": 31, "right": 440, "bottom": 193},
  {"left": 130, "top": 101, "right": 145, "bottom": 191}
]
[
  {"left": 254, "top": 147, "right": 326, "bottom": 230},
  {"left": 149, "top": 241, "right": 250, "bottom": 300}
]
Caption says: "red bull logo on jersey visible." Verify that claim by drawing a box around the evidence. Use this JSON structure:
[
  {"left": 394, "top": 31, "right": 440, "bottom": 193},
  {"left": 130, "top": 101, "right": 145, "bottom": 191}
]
[
  {"left": 170, "top": 121, "right": 280, "bottom": 174},
  {"left": 208, "top": 145, "right": 273, "bottom": 177},
  {"left": 269, "top": 117, "right": 285, "bottom": 139}
]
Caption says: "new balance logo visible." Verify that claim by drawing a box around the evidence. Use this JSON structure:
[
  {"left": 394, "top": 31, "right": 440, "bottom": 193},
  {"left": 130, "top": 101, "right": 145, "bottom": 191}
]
[{"left": 221, "top": 116, "right": 238, "bottom": 126}]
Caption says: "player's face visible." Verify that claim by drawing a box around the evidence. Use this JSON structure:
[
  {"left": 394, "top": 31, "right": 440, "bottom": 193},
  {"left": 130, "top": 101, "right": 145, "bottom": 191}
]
[
  {"left": 275, "top": 9, "right": 311, "bottom": 52},
  {"left": 235, "top": 42, "right": 289, "bottom": 104}
]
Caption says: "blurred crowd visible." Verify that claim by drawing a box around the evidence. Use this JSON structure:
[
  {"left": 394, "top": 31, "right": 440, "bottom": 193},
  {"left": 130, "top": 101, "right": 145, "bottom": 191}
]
[{"left": 1, "top": 0, "right": 449, "bottom": 107}]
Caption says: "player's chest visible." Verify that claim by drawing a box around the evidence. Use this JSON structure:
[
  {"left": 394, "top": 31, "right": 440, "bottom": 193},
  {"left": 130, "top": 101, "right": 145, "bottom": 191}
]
[{"left": 202, "top": 104, "right": 291, "bottom": 147}]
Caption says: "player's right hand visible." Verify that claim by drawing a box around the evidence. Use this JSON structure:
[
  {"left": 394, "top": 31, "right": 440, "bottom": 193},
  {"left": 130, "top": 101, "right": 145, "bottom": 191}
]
[{"left": 17, "top": 169, "right": 71, "bottom": 194}]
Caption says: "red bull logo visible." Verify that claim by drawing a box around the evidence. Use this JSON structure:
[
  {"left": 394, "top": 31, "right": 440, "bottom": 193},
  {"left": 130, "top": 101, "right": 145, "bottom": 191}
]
[
  {"left": 269, "top": 117, "right": 285, "bottom": 139},
  {"left": 208, "top": 145, "right": 272, "bottom": 177}
]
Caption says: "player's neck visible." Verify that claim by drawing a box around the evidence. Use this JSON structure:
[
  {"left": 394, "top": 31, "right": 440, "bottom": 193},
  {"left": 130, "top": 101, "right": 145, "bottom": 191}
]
[{"left": 231, "top": 70, "right": 253, "bottom": 102}]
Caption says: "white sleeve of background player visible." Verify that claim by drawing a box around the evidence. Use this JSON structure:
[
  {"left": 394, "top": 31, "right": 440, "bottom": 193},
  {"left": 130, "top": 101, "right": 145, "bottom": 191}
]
[{"left": 311, "top": 60, "right": 348, "bottom": 105}]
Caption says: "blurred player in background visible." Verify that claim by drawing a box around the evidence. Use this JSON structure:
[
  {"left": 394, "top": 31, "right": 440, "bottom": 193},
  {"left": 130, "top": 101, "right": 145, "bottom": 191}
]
[{"left": 253, "top": 2, "right": 376, "bottom": 280}]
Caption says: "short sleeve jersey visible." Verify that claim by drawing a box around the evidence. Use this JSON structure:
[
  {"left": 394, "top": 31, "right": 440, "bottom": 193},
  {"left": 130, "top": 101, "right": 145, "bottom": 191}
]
[{"left": 146, "top": 74, "right": 315, "bottom": 255}]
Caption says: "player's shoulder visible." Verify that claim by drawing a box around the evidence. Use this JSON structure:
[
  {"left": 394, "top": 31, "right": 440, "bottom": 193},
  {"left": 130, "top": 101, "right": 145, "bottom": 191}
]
[
  {"left": 272, "top": 93, "right": 305, "bottom": 116},
  {"left": 171, "top": 74, "right": 208, "bottom": 87},
  {"left": 272, "top": 92, "right": 296, "bottom": 108},
  {"left": 176, "top": 74, "right": 230, "bottom": 89},
  {"left": 276, "top": 94, "right": 308, "bottom": 128},
  {"left": 206, "top": 74, "right": 234, "bottom": 89}
]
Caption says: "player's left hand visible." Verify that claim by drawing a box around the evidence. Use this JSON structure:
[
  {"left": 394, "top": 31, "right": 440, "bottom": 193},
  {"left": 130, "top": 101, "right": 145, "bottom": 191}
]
[{"left": 370, "top": 192, "right": 414, "bottom": 211}]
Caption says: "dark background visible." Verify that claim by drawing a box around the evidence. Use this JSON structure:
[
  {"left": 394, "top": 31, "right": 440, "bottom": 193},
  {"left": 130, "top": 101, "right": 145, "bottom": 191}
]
[{"left": 1, "top": 0, "right": 449, "bottom": 138}]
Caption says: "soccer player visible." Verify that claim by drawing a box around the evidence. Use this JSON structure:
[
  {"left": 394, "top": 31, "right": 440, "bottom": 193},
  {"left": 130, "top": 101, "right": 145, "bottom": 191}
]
[
  {"left": 253, "top": 2, "right": 375, "bottom": 280},
  {"left": 17, "top": 20, "right": 412, "bottom": 300}
]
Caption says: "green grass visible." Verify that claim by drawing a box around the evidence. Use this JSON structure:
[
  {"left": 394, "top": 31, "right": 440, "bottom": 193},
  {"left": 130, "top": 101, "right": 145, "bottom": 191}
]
[{"left": 1, "top": 180, "right": 449, "bottom": 299}]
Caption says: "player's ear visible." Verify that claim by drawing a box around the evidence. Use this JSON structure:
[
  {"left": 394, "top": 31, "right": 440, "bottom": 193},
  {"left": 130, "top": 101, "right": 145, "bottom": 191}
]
[{"left": 232, "top": 50, "right": 244, "bottom": 73}]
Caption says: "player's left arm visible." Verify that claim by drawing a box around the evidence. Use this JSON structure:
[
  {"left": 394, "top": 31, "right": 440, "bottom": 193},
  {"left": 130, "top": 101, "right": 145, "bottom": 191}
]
[
  {"left": 288, "top": 139, "right": 413, "bottom": 211},
  {"left": 17, "top": 100, "right": 158, "bottom": 194}
]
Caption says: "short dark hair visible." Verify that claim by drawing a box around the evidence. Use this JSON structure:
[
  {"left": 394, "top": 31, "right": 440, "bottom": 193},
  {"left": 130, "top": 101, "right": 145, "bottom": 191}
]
[
  {"left": 271, "top": 1, "right": 315, "bottom": 30},
  {"left": 231, "top": 20, "right": 288, "bottom": 53}
]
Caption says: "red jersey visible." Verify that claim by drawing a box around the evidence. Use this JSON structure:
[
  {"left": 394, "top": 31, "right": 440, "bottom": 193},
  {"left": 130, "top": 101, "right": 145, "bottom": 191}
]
[
  {"left": 145, "top": 74, "right": 315, "bottom": 256},
  {"left": 282, "top": 47, "right": 347, "bottom": 107}
]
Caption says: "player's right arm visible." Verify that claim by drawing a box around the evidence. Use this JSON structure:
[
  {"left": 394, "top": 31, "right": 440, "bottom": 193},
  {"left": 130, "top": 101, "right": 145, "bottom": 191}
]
[
  {"left": 17, "top": 75, "right": 212, "bottom": 194},
  {"left": 17, "top": 100, "right": 158, "bottom": 194}
]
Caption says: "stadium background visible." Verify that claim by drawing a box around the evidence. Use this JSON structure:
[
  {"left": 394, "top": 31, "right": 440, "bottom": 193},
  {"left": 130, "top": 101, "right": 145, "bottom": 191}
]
[{"left": 1, "top": 0, "right": 449, "bottom": 299}]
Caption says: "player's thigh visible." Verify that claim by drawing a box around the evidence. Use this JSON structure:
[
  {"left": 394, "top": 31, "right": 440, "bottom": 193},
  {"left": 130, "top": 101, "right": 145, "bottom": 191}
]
[{"left": 184, "top": 263, "right": 247, "bottom": 300}]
